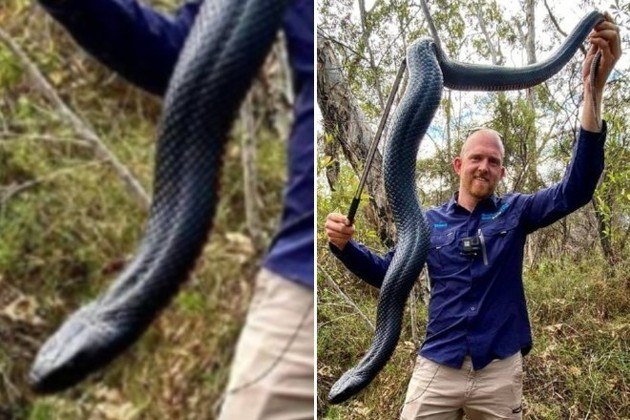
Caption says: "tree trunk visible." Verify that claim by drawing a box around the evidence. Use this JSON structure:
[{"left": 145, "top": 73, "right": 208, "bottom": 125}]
[{"left": 592, "top": 195, "right": 616, "bottom": 265}]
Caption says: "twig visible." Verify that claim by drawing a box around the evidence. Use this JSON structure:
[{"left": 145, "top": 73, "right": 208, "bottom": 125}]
[
  {"left": 239, "top": 93, "right": 264, "bottom": 250},
  {"left": 318, "top": 264, "right": 375, "bottom": 331},
  {"left": 409, "top": 283, "right": 418, "bottom": 346},
  {"left": 0, "top": 132, "right": 92, "bottom": 149},
  {"left": 0, "top": 160, "right": 106, "bottom": 205},
  {"left": 543, "top": 0, "right": 587, "bottom": 55},
  {"left": 0, "top": 370, "right": 19, "bottom": 404},
  {"left": 0, "top": 28, "right": 150, "bottom": 210},
  {"left": 274, "top": 37, "right": 294, "bottom": 106},
  {"left": 473, "top": 3, "right": 503, "bottom": 65},
  {"left": 419, "top": 0, "right": 442, "bottom": 51}
]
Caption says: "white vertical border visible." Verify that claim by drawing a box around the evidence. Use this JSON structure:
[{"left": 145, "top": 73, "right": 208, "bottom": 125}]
[{"left": 312, "top": 0, "right": 319, "bottom": 416}]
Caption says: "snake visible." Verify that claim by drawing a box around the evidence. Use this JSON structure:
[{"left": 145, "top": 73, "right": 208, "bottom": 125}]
[
  {"left": 29, "top": 0, "right": 289, "bottom": 393},
  {"left": 328, "top": 10, "right": 606, "bottom": 404}
]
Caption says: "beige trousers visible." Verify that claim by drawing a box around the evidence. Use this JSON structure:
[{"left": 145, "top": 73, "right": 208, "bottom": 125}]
[
  {"left": 218, "top": 268, "right": 314, "bottom": 420},
  {"left": 400, "top": 353, "right": 523, "bottom": 420}
]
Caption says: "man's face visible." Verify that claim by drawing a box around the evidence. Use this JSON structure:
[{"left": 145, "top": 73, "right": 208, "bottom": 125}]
[{"left": 453, "top": 131, "right": 505, "bottom": 201}]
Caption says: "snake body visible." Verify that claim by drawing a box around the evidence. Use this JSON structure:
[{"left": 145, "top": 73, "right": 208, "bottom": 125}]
[
  {"left": 29, "top": 0, "right": 288, "bottom": 393},
  {"left": 328, "top": 11, "right": 605, "bottom": 404}
]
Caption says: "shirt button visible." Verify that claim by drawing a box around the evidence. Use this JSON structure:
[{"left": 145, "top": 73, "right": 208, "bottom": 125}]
[{"left": 470, "top": 306, "right": 476, "bottom": 311}]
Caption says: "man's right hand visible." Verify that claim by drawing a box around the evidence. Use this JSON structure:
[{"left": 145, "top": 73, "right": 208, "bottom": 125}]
[{"left": 324, "top": 213, "right": 355, "bottom": 251}]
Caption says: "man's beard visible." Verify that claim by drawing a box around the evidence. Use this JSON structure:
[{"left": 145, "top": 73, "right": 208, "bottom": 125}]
[{"left": 469, "top": 176, "right": 495, "bottom": 199}]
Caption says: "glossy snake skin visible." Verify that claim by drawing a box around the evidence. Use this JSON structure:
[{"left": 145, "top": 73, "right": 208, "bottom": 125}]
[
  {"left": 328, "top": 11, "right": 605, "bottom": 404},
  {"left": 29, "top": 0, "right": 288, "bottom": 393}
]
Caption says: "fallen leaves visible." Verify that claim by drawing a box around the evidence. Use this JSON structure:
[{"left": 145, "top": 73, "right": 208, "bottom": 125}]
[
  {"left": 0, "top": 294, "right": 44, "bottom": 326},
  {"left": 224, "top": 232, "right": 255, "bottom": 264},
  {"left": 92, "top": 386, "right": 140, "bottom": 420}
]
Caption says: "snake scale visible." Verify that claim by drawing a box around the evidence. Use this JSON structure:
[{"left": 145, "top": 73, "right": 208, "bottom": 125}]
[
  {"left": 29, "top": 0, "right": 288, "bottom": 393},
  {"left": 328, "top": 11, "right": 605, "bottom": 404}
]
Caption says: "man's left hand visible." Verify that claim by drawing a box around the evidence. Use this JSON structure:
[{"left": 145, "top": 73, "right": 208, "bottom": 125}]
[{"left": 583, "top": 12, "right": 622, "bottom": 94}]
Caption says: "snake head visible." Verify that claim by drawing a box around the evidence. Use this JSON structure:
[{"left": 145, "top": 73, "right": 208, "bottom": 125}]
[
  {"left": 28, "top": 302, "right": 129, "bottom": 393},
  {"left": 328, "top": 367, "right": 369, "bottom": 404}
]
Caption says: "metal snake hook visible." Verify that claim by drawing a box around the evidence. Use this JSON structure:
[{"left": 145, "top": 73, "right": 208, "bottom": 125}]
[{"left": 346, "top": 58, "right": 407, "bottom": 224}]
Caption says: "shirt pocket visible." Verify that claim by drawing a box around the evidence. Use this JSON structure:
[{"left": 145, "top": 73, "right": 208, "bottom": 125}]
[
  {"left": 479, "top": 216, "right": 520, "bottom": 263},
  {"left": 480, "top": 216, "right": 519, "bottom": 237},
  {"left": 427, "top": 230, "right": 465, "bottom": 278}
]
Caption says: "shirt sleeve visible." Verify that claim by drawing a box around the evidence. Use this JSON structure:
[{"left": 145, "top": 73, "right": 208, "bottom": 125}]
[
  {"left": 520, "top": 123, "right": 607, "bottom": 233},
  {"left": 329, "top": 240, "right": 394, "bottom": 289},
  {"left": 37, "top": 0, "right": 202, "bottom": 96}
]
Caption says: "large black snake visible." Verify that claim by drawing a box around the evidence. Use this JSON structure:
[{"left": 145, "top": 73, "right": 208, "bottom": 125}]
[
  {"left": 29, "top": 0, "right": 288, "bottom": 393},
  {"left": 328, "top": 11, "right": 605, "bottom": 404}
]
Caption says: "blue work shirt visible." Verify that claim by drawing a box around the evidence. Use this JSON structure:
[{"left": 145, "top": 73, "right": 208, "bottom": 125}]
[
  {"left": 39, "top": 0, "right": 314, "bottom": 288},
  {"left": 331, "top": 125, "right": 606, "bottom": 370}
]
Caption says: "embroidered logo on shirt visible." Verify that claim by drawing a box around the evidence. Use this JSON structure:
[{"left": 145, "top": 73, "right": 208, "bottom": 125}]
[
  {"left": 481, "top": 202, "right": 510, "bottom": 221},
  {"left": 433, "top": 222, "right": 448, "bottom": 229}
]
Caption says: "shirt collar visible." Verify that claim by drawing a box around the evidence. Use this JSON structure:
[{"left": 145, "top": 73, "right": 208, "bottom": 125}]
[{"left": 447, "top": 192, "right": 500, "bottom": 213}]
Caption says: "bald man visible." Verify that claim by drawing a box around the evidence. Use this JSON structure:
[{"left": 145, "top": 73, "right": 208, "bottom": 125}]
[{"left": 324, "top": 14, "right": 621, "bottom": 420}]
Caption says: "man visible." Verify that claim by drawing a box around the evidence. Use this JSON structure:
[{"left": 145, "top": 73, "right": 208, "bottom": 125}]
[
  {"left": 37, "top": 0, "right": 314, "bottom": 418},
  {"left": 325, "top": 15, "right": 621, "bottom": 419}
]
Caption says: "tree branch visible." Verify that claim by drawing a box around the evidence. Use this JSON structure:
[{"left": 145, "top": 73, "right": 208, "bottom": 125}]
[
  {"left": 419, "top": 0, "right": 442, "bottom": 51},
  {"left": 543, "top": 0, "right": 587, "bottom": 55},
  {"left": 0, "top": 132, "right": 92, "bottom": 149},
  {"left": 473, "top": 3, "right": 503, "bottom": 65},
  {"left": 358, "top": 0, "right": 385, "bottom": 107},
  {"left": 319, "top": 264, "right": 375, "bottom": 331},
  {"left": 239, "top": 93, "right": 264, "bottom": 251},
  {"left": 0, "top": 28, "right": 150, "bottom": 210},
  {"left": 0, "top": 160, "right": 106, "bottom": 206}
]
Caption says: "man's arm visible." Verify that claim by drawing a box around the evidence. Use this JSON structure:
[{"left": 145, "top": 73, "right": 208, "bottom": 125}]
[
  {"left": 520, "top": 126, "right": 606, "bottom": 233},
  {"left": 38, "top": 0, "right": 202, "bottom": 96},
  {"left": 521, "top": 14, "right": 621, "bottom": 233},
  {"left": 324, "top": 213, "right": 393, "bottom": 288}
]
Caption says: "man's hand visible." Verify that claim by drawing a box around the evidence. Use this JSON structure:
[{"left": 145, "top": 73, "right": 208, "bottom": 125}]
[
  {"left": 581, "top": 12, "right": 621, "bottom": 132},
  {"left": 583, "top": 12, "right": 622, "bottom": 95},
  {"left": 325, "top": 213, "right": 355, "bottom": 251}
]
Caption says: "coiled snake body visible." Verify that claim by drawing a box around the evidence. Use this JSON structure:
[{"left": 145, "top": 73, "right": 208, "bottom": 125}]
[
  {"left": 328, "top": 11, "right": 605, "bottom": 404},
  {"left": 29, "top": 0, "right": 288, "bottom": 393}
]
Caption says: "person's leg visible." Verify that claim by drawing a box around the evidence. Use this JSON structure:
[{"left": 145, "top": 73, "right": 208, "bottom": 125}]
[
  {"left": 218, "top": 268, "right": 314, "bottom": 420},
  {"left": 464, "top": 353, "right": 523, "bottom": 420},
  {"left": 400, "top": 356, "right": 466, "bottom": 420}
]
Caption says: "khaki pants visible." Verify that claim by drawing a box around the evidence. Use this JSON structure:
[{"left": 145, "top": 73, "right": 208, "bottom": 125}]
[
  {"left": 400, "top": 353, "right": 523, "bottom": 420},
  {"left": 218, "top": 269, "right": 314, "bottom": 420}
]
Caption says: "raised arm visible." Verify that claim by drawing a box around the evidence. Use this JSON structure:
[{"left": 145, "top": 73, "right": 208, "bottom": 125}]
[
  {"left": 520, "top": 126, "right": 605, "bottom": 233},
  {"left": 580, "top": 13, "right": 622, "bottom": 132},
  {"left": 38, "top": 0, "right": 202, "bottom": 96},
  {"left": 521, "top": 13, "right": 621, "bottom": 233}
]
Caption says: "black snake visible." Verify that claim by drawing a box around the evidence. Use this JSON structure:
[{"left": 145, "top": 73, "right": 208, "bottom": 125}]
[
  {"left": 328, "top": 10, "right": 605, "bottom": 404},
  {"left": 29, "top": 0, "right": 288, "bottom": 393}
]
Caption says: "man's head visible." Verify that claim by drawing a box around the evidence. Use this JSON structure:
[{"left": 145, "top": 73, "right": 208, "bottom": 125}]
[{"left": 453, "top": 128, "right": 505, "bottom": 206}]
